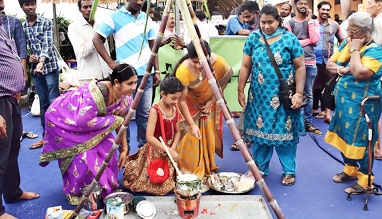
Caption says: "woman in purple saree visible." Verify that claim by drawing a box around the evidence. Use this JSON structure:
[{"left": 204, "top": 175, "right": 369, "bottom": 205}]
[{"left": 39, "top": 64, "right": 138, "bottom": 205}]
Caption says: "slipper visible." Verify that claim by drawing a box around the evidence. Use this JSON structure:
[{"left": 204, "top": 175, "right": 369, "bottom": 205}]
[
  {"left": 281, "top": 174, "right": 295, "bottom": 186},
  {"left": 20, "top": 131, "right": 38, "bottom": 141},
  {"left": 314, "top": 113, "right": 325, "bottom": 119},
  {"left": 29, "top": 140, "right": 44, "bottom": 150},
  {"left": 305, "top": 124, "right": 322, "bottom": 135},
  {"left": 230, "top": 144, "right": 239, "bottom": 151},
  {"left": 344, "top": 183, "right": 369, "bottom": 194},
  {"left": 332, "top": 172, "right": 357, "bottom": 183}
]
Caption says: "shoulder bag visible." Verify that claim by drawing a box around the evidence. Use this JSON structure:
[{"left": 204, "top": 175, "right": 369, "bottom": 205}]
[{"left": 261, "top": 31, "right": 308, "bottom": 109}]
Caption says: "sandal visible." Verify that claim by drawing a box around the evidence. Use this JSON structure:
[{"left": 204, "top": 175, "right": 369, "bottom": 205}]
[
  {"left": 305, "top": 124, "right": 322, "bottom": 135},
  {"left": 344, "top": 183, "right": 368, "bottom": 194},
  {"left": 20, "top": 131, "right": 38, "bottom": 141},
  {"left": 230, "top": 144, "right": 239, "bottom": 151},
  {"left": 332, "top": 172, "right": 357, "bottom": 183},
  {"left": 281, "top": 174, "right": 295, "bottom": 186},
  {"left": 230, "top": 140, "right": 251, "bottom": 151},
  {"left": 29, "top": 140, "right": 44, "bottom": 150},
  {"left": 314, "top": 112, "right": 325, "bottom": 119}
]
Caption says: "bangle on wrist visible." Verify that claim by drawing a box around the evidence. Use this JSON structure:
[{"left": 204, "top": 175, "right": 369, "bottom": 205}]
[
  {"left": 154, "top": 70, "right": 160, "bottom": 74},
  {"left": 238, "top": 92, "right": 244, "bottom": 95},
  {"left": 189, "top": 124, "right": 195, "bottom": 128},
  {"left": 337, "top": 66, "right": 344, "bottom": 76},
  {"left": 295, "top": 92, "right": 303, "bottom": 97}
]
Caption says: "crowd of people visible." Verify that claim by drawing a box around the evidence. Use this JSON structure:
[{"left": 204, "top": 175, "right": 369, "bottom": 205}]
[{"left": 2, "top": 0, "right": 382, "bottom": 218}]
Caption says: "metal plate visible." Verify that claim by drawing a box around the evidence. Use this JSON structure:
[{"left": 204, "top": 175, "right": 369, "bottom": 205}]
[{"left": 208, "top": 172, "right": 255, "bottom": 194}]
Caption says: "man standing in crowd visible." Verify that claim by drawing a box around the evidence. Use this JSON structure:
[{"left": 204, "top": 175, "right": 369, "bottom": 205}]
[
  {"left": 93, "top": 0, "right": 160, "bottom": 149},
  {"left": 285, "top": 0, "right": 320, "bottom": 135},
  {"left": 68, "top": 0, "right": 111, "bottom": 85},
  {"left": 225, "top": 1, "right": 259, "bottom": 36},
  {"left": 0, "top": 10, "right": 40, "bottom": 219},
  {"left": 19, "top": 0, "right": 60, "bottom": 149},
  {"left": 366, "top": 0, "right": 382, "bottom": 160},
  {"left": 0, "top": 0, "right": 28, "bottom": 88},
  {"left": 313, "top": 1, "right": 344, "bottom": 124},
  {"left": 280, "top": 2, "right": 293, "bottom": 25}
]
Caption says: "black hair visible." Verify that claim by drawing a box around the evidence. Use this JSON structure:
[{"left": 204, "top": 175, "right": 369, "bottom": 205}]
[
  {"left": 172, "top": 40, "right": 211, "bottom": 76},
  {"left": 195, "top": 10, "right": 206, "bottom": 21},
  {"left": 348, "top": 10, "right": 357, "bottom": 17},
  {"left": 160, "top": 74, "right": 184, "bottom": 94},
  {"left": 239, "top": 1, "right": 260, "bottom": 14},
  {"left": 109, "top": 63, "right": 137, "bottom": 85},
  {"left": 317, "top": 1, "right": 331, "bottom": 9},
  {"left": 142, "top": 1, "right": 156, "bottom": 12},
  {"left": 259, "top": 4, "right": 282, "bottom": 28},
  {"left": 283, "top": 3, "right": 293, "bottom": 11},
  {"left": 19, "top": 0, "right": 36, "bottom": 7}
]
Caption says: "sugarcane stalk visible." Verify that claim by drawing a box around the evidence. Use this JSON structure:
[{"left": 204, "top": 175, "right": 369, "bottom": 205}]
[
  {"left": 176, "top": 0, "right": 285, "bottom": 218},
  {"left": 69, "top": 131, "right": 125, "bottom": 219},
  {"left": 114, "top": 0, "right": 174, "bottom": 146}
]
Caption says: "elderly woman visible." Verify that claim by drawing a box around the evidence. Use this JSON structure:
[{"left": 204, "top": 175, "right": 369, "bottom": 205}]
[
  {"left": 325, "top": 11, "right": 382, "bottom": 193},
  {"left": 238, "top": 5, "right": 305, "bottom": 186}
]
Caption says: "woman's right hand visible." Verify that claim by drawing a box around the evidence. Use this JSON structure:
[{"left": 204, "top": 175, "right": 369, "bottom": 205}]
[
  {"left": 238, "top": 93, "right": 246, "bottom": 108},
  {"left": 190, "top": 125, "right": 201, "bottom": 139}
]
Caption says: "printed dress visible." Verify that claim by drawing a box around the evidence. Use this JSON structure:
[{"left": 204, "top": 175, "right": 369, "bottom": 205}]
[{"left": 243, "top": 28, "right": 304, "bottom": 147}]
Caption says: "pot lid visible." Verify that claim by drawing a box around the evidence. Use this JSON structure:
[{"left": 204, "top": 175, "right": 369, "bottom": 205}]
[{"left": 136, "top": 200, "right": 156, "bottom": 219}]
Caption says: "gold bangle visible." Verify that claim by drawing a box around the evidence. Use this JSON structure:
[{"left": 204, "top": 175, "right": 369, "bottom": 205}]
[
  {"left": 154, "top": 70, "right": 160, "bottom": 74},
  {"left": 295, "top": 92, "right": 303, "bottom": 97},
  {"left": 238, "top": 92, "right": 245, "bottom": 95}
]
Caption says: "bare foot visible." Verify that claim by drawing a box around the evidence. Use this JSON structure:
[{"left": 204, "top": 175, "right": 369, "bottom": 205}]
[
  {"left": 0, "top": 213, "right": 17, "bottom": 219},
  {"left": 18, "top": 191, "right": 40, "bottom": 201}
]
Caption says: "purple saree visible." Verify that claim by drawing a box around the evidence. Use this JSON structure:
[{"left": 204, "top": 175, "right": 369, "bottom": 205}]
[{"left": 39, "top": 81, "right": 132, "bottom": 205}]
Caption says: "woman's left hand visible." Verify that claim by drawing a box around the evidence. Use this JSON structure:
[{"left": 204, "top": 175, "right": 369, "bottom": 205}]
[{"left": 291, "top": 93, "right": 302, "bottom": 109}]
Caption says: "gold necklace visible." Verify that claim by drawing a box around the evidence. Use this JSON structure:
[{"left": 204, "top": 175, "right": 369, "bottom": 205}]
[{"left": 196, "top": 68, "right": 203, "bottom": 81}]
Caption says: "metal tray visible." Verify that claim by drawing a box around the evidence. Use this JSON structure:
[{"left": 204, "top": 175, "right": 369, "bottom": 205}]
[{"left": 208, "top": 172, "right": 255, "bottom": 194}]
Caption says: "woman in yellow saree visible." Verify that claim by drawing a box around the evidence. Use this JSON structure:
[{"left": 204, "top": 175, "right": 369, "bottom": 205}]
[{"left": 173, "top": 41, "right": 233, "bottom": 178}]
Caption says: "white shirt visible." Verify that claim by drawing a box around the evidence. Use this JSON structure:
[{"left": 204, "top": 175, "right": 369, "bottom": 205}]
[
  {"left": 68, "top": 15, "right": 111, "bottom": 82},
  {"left": 372, "top": 13, "right": 382, "bottom": 45},
  {"left": 183, "top": 19, "right": 219, "bottom": 43}
]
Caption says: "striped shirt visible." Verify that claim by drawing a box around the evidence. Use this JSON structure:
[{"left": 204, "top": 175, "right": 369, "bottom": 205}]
[
  {"left": 97, "top": 7, "right": 156, "bottom": 76},
  {"left": 0, "top": 21, "right": 25, "bottom": 97},
  {"left": 2, "top": 12, "right": 27, "bottom": 59},
  {"left": 22, "top": 16, "right": 58, "bottom": 75}
]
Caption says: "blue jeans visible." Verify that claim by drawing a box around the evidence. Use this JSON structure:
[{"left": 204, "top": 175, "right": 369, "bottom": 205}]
[
  {"left": 128, "top": 75, "right": 153, "bottom": 147},
  {"left": 32, "top": 68, "right": 60, "bottom": 133},
  {"left": 302, "top": 65, "right": 317, "bottom": 126}
]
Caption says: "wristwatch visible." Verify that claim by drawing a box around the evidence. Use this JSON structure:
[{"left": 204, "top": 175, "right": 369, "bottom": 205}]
[{"left": 350, "top": 48, "right": 360, "bottom": 53}]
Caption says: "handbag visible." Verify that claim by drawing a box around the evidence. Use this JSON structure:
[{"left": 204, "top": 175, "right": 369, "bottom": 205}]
[
  {"left": 321, "top": 59, "right": 351, "bottom": 111},
  {"left": 261, "top": 31, "right": 308, "bottom": 109}
]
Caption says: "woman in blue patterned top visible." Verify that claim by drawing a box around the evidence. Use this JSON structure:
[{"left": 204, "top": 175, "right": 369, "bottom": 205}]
[
  {"left": 325, "top": 11, "right": 382, "bottom": 194},
  {"left": 238, "top": 4, "right": 305, "bottom": 186}
]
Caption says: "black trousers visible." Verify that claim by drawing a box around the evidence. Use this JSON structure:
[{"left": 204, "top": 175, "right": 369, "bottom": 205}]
[{"left": 0, "top": 96, "right": 23, "bottom": 216}]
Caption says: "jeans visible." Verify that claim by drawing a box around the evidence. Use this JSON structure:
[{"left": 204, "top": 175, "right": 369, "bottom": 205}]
[
  {"left": 32, "top": 68, "right": 60, "bottom": 133},
  {"left": 302, "top": 65, "right": 317, "bottom": 126},
  {"left": 128, "top": 75, "right": 153, "bottom": 147},
  {"left": 0, "top": 97, "right": 23, "bottom": 215}
]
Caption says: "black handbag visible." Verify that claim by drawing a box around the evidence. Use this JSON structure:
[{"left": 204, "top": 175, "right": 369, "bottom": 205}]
[
  {"left": 321, "top": 59, "right": 350, "bottom": 111},
  {"left": 261, "top": 31, "right": 307, "bottom": 109}
]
